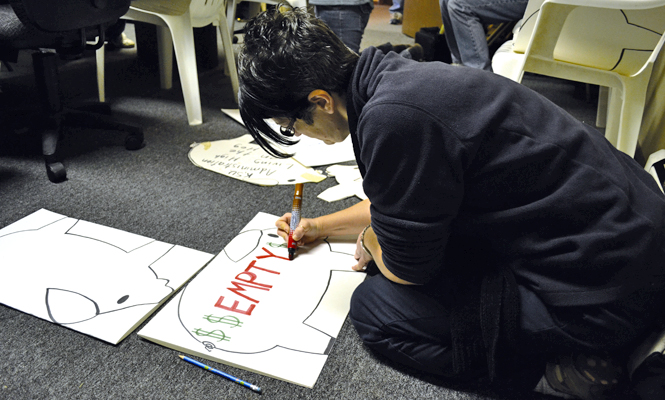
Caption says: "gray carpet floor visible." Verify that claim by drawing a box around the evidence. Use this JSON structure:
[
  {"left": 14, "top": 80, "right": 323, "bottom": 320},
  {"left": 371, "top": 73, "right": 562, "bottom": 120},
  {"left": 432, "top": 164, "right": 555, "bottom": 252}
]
[{"left": 1, "top": 5, "right": 603, "bottom": 400}]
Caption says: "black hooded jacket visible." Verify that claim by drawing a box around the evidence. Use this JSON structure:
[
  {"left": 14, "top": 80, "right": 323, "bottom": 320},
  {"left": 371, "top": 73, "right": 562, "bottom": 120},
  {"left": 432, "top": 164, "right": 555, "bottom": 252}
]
[{"left": 347, "top": 47, "right": 665, "bottom": 308}]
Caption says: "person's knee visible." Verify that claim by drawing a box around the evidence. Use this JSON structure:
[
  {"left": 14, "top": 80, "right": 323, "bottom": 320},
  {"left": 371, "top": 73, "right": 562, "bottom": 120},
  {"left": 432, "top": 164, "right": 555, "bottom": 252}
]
[
  {"left": 349, "top": 278, "right": 376, "bottom": 328},
  {"left": 349, "top": 275, "right": 390, "bottom": 342},
  {"left": 447, "top": 0, "right": 472, "bottom": 17}
]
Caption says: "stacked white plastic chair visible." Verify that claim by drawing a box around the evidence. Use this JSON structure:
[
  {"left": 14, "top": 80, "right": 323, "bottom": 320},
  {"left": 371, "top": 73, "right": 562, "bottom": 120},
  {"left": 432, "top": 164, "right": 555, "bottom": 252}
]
[
  {"left": 492, "top": 0, "right": 665, "bottom": 158},
  {"left": 96, "top": 0, "right": 238, "bottom": 126}
]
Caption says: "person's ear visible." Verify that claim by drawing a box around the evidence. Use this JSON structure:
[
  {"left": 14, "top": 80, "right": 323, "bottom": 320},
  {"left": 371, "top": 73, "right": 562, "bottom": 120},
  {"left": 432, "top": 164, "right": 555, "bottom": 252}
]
[{"left": 307, "top": 90, "right": 335, "bottom": 114}]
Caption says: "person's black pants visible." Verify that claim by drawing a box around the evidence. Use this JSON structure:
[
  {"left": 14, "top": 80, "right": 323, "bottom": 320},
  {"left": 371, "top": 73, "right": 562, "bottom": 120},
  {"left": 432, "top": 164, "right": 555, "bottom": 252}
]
[{"left": 349, "top": 273, "right": 665, "bottom": 378}]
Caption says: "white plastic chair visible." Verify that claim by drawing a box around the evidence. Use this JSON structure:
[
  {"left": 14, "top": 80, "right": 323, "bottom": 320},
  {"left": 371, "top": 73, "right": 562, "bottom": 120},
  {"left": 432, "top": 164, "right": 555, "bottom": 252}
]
[
  {"left": 491, "top": 0, "right": 543, "bottom": 82},
  {"left": 644, "top": 149, "right": 665, "bottom": 193},
  {"left": 96, "top": 0, "right": 238, "bottom": 126},
  {"left": 492, "top": 0, "right": 665, "bottom": 157}
]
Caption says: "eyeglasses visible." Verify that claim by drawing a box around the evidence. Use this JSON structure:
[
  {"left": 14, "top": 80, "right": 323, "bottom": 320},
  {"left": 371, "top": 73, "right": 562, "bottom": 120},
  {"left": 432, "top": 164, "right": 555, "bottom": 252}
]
[{"left": 280, "top": 118, "right": 296, "bottom": 137}]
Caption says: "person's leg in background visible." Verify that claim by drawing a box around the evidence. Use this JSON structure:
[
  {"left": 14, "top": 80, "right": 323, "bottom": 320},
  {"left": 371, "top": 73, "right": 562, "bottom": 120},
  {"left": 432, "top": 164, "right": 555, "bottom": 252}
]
[
  {"left": 440, "top": 0, "right": 527, "bottom": 70},
  {"left": 389, "top": 0, "right": 403, "bottom": 25},
  {"left": 105, "top": 20, "right": 135, "bottom": 50},
  {"left": 314, "top": 3, "right": 373, "bottom": 54}
]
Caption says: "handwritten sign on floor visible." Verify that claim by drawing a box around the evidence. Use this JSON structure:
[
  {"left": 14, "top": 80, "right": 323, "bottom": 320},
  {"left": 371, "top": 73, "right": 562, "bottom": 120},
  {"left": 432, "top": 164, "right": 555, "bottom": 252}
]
[{"left": 189, "top": 135, "right": 326, "bottom": 186}]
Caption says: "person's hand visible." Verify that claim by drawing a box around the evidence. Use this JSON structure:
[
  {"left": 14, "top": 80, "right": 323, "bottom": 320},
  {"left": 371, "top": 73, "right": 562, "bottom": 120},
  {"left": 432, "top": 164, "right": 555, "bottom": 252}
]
[
  {"left": 353, "top": 227, "right": 373, "bottom": 271},
  {"left": 275, "top": 213, "right": 321, "bottom": 247}
]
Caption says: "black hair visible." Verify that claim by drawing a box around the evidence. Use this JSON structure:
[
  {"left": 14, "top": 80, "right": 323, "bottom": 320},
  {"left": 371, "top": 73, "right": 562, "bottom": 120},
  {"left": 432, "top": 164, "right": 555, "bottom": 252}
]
[{"left": 237, "top": 3, "right": 359, "bottom": 158}]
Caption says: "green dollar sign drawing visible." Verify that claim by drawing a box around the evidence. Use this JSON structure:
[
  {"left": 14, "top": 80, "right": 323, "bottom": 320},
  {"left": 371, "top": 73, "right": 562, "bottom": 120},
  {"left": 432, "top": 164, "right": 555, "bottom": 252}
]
[
  {"left": 191, "top": 328, "right": 230, "bottom": 342},
  {"left": 203, "top": 314, "right": 243, "bottom": 328}
]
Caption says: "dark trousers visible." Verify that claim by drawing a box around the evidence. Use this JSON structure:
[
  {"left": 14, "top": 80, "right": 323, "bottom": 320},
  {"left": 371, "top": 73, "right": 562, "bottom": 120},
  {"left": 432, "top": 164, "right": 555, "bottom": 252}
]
[
  {"left": 349, "top": 273, "right": 665, "bottom": 379},
  {"left": 350, "top": 272, "right": 456, "bottom": 376},
  {"left": 314, "top": 4, "right": 372, "bottom": 54}
]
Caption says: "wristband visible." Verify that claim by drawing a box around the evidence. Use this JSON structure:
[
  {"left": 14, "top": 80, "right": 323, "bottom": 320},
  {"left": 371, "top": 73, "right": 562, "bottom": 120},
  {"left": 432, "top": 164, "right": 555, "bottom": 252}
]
[{"left": 360, "top": 224, "right": 373, "bottom": 259}]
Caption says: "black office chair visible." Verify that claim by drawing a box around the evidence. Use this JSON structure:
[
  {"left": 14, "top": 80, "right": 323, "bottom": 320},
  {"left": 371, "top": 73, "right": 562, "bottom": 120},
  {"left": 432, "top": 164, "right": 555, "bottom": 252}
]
[{"left": 0, "top": 0, "right": 143, "bottom": 183}]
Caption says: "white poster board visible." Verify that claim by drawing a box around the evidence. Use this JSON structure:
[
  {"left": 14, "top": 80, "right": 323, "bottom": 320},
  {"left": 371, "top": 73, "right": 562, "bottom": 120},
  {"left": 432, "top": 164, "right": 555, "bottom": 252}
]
[
  {"left": 189, "top": 135, "right": 327, "bottom": 186},
  {"left": 0, "top": 209, "right": 213, "bottom": 344},
  {"left": 138, "top": 212, "right": 366, "bottom": 388},
  {"left": 317, "top": 164, "right": 367, "bottom": 202}
]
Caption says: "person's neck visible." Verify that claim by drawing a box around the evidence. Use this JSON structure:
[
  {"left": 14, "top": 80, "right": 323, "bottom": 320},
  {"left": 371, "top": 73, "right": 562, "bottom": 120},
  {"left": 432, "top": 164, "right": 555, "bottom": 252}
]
[{"left": 332, "top": 92, "right": 348, "bottom": 123}]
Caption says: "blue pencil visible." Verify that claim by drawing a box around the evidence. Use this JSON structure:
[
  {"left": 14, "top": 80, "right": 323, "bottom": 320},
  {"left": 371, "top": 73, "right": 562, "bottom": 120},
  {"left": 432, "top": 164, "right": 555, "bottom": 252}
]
[{"left": 178, "top": 355, "right": 262, "bottom": 394}]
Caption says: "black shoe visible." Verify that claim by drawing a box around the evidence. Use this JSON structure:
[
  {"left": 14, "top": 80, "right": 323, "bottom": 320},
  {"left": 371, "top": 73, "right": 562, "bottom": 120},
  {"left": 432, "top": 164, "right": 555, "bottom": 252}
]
[
  {"left": 391, "top": 44, "right": 408, "bottom": 53},
  {"left": 406, "top": 43, "right": 424, "bottom": 61},
  {"left": 545, "top": 353, "right": 624, "bottom": 400},
  {"left": 391, "top": 44, "right": 424, "bottom": 61},
  {"left": 376, "top": 42, "right": 394, "bottom": 53}
]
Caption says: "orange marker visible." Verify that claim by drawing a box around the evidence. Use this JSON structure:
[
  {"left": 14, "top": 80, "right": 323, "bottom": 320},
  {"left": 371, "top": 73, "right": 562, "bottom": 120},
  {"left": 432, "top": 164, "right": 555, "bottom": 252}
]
[{"left": 287, "top": 183, "right": 304, "bottom": 260}]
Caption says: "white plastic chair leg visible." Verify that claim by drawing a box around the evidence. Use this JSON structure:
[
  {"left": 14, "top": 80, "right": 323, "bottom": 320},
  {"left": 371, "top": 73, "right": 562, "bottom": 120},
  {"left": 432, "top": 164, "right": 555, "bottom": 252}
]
[
  {"left": 615, "top": 77, "right": 650, "bottom": 157},
  {"left": 95, "top": 45, "right": 106, "bottom": 102},
  {"left": 155, "top": 25, "right": 174, "bottom": 90},
  {"left": 161, "top": 10, "right": 203, "bottom": 125},
  {"left": 217, "top": 14, "right": 239, "bottom": 102},
  {"left": 596, "top": 86, "right": 608, "bottom": 129},
  {"left": 604, "top": 87, "right": 622, "bottom": 149},
  {"left": 226, "top": 0, "right": 238, "bottom": 41}
]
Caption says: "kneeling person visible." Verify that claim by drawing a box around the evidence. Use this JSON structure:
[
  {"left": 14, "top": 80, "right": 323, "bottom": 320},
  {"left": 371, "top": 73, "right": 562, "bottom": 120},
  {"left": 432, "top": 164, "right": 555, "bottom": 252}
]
[{"left": 237, "top": 4, "right": 665, "bottom": 398}]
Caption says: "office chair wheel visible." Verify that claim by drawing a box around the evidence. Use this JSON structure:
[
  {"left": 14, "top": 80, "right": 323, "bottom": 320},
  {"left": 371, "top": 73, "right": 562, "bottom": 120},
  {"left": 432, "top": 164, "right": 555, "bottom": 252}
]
[
  {"left": 46, "top": 162, "right": 67, "bottom": 183},
  {"left": 125, "top": 132, "right": 144, "bottom": 150}
]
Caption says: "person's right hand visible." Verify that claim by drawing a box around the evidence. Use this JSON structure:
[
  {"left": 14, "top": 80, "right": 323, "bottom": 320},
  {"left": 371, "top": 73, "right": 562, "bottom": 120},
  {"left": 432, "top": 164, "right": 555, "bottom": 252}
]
[{"left": 275, "top": 213, "right": 321, "bottom": 247}]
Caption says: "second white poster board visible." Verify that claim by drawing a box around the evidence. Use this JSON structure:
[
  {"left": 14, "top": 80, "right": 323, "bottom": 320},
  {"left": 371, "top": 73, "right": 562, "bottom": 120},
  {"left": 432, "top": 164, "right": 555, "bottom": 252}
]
[
  {"left": 0, "top": 209, "right": 213, "bottom": 344},
  {"left": 138, "top": 212, "right": 366, "bottom": 388}
]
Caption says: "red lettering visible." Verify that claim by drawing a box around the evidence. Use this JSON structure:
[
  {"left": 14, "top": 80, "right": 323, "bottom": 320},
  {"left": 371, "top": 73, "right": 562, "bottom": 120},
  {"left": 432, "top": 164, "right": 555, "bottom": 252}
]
[
  {"left": 235, "top": 271, "right": 272, "bottom": 288},
  {"left": 227, "top": 280, "right": 270, "bottom": 303},
  {"left": 256, "top": 247, "right": 290, "bottom": 261},
  {"left": 245, "top": 260, "right": 280, "bottom": 275},
  {"left": 214, "top": 296, "right": 256, "bottom": 315},
  {"left": 213, "top": 249, "right": 286, "bottom": 317}
]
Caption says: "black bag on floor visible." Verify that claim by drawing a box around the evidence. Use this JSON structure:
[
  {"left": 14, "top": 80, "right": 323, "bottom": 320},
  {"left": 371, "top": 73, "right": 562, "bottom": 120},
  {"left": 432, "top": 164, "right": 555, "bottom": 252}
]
[{"left": 415, "top": 27, "right": 452, "bottom": 63}]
